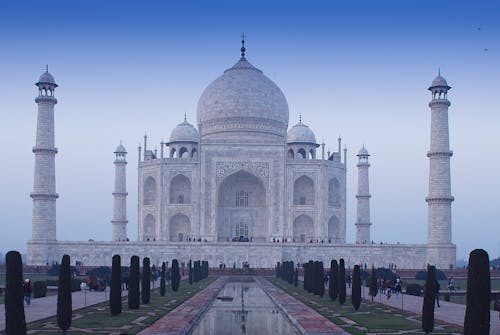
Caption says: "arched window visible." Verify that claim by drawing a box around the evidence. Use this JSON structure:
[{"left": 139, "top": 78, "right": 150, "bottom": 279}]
[
  {"left": 170, "top": 148, "right": 176, "bottom": 158},
  {"left": 235, "top": 190, "right": 248, "bottom": 207},
  {"left": 179, "top": 147, "right": 189, "bottom": 159},
  {"left": 328, "top": 216, "right": 339, "bottom": 242},
  {"left": 328, "top": 178, "right": 340, "bottom": 207},
  {"left": 234, "top": 222, "right": 249, "bottom": 237},
  {"left": 191, "top": 147, "right": 197, "bottom": 158},
  {"left": 143, "top": 214, "right": 155, "bottom": 241},
  {"left": 169, "top": 214, "right": 191, "bottom": 242},
  {"left": 143, "top": 176, "right": 156, "bottom": 205},
  {"left": 297, "top": 148, "right": 306, "bottom": 159},
  {"left": 169, "top": 174, "right": 191, "bottom": 204},
  {"left": 309, "top": 149, "right": 315, "bottom": 159},
  {"left": 288, "top": 149, "right": 294, "bottom": 159},
  {"left": 293, "top": 214, "right": 314, "bottom": 243},
  {"left": 293, "top": 176, "right": 314, "bottom": 205}
]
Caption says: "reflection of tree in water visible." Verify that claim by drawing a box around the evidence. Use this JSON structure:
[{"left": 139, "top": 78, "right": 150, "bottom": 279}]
[{"left": 231, "top": 285, "right": 249, "bottom": 334}]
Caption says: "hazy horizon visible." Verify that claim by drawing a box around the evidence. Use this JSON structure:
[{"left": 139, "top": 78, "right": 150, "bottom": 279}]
[{"left": 0, "top": 0, "right": 499, "bottom": 262}]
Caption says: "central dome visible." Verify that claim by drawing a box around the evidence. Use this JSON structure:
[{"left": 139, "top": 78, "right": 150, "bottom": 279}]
[{"left": 196, "top": 56, "right": 289, "bottom": 140}]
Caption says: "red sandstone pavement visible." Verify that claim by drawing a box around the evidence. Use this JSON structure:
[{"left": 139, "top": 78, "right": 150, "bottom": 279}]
[{"left": 140, "top": 276, "right": 348, "bottom": 335}]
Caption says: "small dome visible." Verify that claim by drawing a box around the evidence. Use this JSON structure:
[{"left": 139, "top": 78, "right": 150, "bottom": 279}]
[
  {"left": 357, "top": 146, "right": 369, "bottom": 156},
  {"left": 431, "top": 74, "right": 448, "bottom": 87},
  {"left": 37, "top": 71, "right": 57, "bottom": 86},
  {"left": 287, "top": 121, "right": 316, "bottom": 144},
  {"left": 114, "top": 143, "right": 127, "bottom": 154},
  {"left": 169, "top": 120, "right": 200, "bottom": 143}
]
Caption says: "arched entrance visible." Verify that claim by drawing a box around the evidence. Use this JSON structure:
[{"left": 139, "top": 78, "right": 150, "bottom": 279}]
[{"left": 216, "top": 170, "right": 267, "bottom": 242}]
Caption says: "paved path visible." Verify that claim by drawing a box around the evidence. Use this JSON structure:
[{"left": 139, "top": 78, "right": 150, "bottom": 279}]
[
  {"left": 360, "top": 286, "right": 500, "bottom": 335},
  {"left": 0, "top": 287, "right": 117, "bottom": 331}
]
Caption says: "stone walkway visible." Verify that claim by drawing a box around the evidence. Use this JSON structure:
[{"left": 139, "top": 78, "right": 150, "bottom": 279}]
[
  {"left": 360, "top": 286, "right": 500, "bottom": 335},
  {"left": 0, "top": 288, "right": 117, "bottom": 332}
]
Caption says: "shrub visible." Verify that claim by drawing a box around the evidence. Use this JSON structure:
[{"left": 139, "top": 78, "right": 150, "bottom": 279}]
[
  {"left": 415, "top": 268, "right": 447, "bottom": 281},
  {"left": 57, "top": 254, "right": 72, "bottom": 332},
  {"left": 294, "top": 268, "right": 298, "bottom": 287},
  {"left": 188, "top": 260, "right": 193, "bottom": 284},
  {"left": 128, "top": 256, "right": 140, "bottom": 309},
  {"left": 5, "top": 250, "right": 27, "bottom": 335},
  {"left": 329, "top": 260, "right": 338, "bottom": 301},
  {"left": 71, "top": 279, "right": 82, "bottom": 292},
  {"left": 338, "top": 259, "right": 346, "bottom": 304},
  {"left": 406, "top": 283, "right": 423, "bottom": 296},
  {"left": 376, "top": 267, "right": 397, "bottom": 282},
  {"left": 160, "top": 262, "right": 166, "bottom": 297},
  {"left": 171, "top": 259, "right": 180, "bottom": 292},
  {"left": 352, "top": 265, "right": 361, "bottom": 310},
  {"left": 110, "top": 255, "right": 121, "bottom": 315},
  {"left": 421, "top": 265, "right": 436, "bottom": 334},
  {"left": 464, "top": 249, "right": 490, "bottom": 335},
  {"left": 369, "top": 266, "right": 378, "bottom": 299},
  {"left": 33, "top": 281, "right": 47, "bottom": 298},
  {"left": 141, "top": 257, "right": 151, "bottom": 304}
]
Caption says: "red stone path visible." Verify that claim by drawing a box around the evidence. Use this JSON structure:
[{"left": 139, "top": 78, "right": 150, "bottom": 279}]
[
  {"left": 255, "top": 277, "right": 348, "bottom": 335},
  {"left": 139, "top": 276, "right": 348, "bottom": 335}
]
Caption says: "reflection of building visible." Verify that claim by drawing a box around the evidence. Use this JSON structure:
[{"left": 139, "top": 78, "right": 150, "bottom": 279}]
[{"left": 27, "top": 42, "right": 456, "bottom": 269}]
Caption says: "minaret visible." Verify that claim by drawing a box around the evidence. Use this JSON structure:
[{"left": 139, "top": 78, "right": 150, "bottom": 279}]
[
  {"left": 426, "top": 71, "right": 456, "bottom": 268},
  {"left": 31, "top": 67, "right": 58, "bottom": 241},
  {"left": 112, "top": 143, "right": 128, "bottom": 241},
  {"left": 355, "top": 146, "right": 371, "bottom": 244}
]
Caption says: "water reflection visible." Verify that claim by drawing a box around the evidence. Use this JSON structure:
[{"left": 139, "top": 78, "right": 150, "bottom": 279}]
[{"left": 190, "top": 280, "right": 300, "bottom": 335}]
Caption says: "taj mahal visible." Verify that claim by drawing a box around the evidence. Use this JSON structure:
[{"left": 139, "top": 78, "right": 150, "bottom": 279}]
[{"left": 27, "top": 40, "right": 456, "bottom": 269}]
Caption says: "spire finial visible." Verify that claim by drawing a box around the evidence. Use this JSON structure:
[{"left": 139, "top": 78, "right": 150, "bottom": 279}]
[
  {"left": 241, "top": 33, "right": 246, "bottom": 58},
  {"left": 438, "top": 67, "right": 441, "bottom": 76},
  {"left": 299, "top": 113, "right": 302, "bottom": 123},
  {"left": 45, "top": 64, "right": 49, "bottom": 73},
  {"left": 184, "top": 112, "right": 187, "bottom": 122}
]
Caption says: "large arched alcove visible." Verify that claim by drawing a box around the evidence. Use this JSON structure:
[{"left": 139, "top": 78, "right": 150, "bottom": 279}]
[
  {"left": 143, "top": 176, "right": 156, "bottom": 205},
  {"left": 143, "top": 214, "right": 155, "bottom": 241},
  {"left": 169, "top": 174, "right": 191, "bottom": 204},
  {"left": 216, "top": 170, "right": 267, "bottom": 242},
  {"left": 293, "top": 214, "right": 314, "bottom": 243},
  {"left": 328, "top": 215, "right": 340, "bottom": 242},
  {"left": 293, "top": 175, "right": 315, "bottom": 205},
  {"left": 328, "top": 178, "right": 340, "bottom": 207},
  {"left": 169, "top": 213, "right": 191, "bottom": 242}
]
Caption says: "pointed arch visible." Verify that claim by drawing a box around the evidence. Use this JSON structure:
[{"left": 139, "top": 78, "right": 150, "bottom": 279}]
[
  {"left": 297, "top": 148, "right": 306, "bottom": 159},
  {"left": 169, "top": 174, "right": 191, "bottom": 204},
  {"left": 288, "top": 149, "right": 294, "bottom": 159},
  {"left": 328, "top": 215, "right": 340, "bottom": 241},
  {"left": 143, "top": 176, "right": 156, "bottom": 205},
  {"left": 169, "top": 213, "right": 191, "bottom": 242},
  {"left": 191, "top": 147, "right": 197, "bottom": 158},
  {"left": 293, "top": 175, "right": 315, "bottom": 205},
  {"left": 179, "top": 147, "right": 189, "bottom": 159},
  {"left": 293, "top": 214, "right": 314, "bottom": 243},
  {"left": 143, "top": 214, "right": 155, "bottom": 241},
  {"left": 328, "top": 178, "right": 340, "bottom": 207}
]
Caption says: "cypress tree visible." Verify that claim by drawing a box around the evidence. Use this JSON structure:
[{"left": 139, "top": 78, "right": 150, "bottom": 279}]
[
  {"left": 422, "top": 264, "right": 436, "bottom": 334},
  {"left": 294, "top": 268, "right": 298, "bottom": 287},
  {"left": 464, "top": 249, "right": 490, "bottom": 335},
  {"left": 369, "top": 266, "right": 378, "bottom": 313},
  {"left": 276, "top": 262, "right": 280, "bottom": 278},
  {"left": 338, "top": 258, "right": 346, "bottom": 304},
  {"left": 189, "top": 260, "right": 193, "bottom": 284},
  {"left": 160, "top": 262, "right": 166, "bottom": 297},
  {"left": 307, "top": 260, "right": 314, "bottom": 292},
  {"left": 303, "top": 262, "right": 307, "bottom": 291},
  {"left": 289, "top": 261, "right": 294, "bottom": 284},
  {"left": 141, "top": 257, "right": 151, "bottom": 304},
  {"left": 318, "top": 261, "right": 325, "bottom": 297},
  {"left": 171, "top": 259, "right": 180, "bottom": 291},
  {"left": 57, "top": 254, "right": 72, "bottom": 332},
  {"left": 312, "top": 261, "right": 319, "bottom": 295},
  {"left": 5, "top": 250, "right": 26, "bottom": 335},
  {"left": 330, "top": 260, "right": 339, "bottom": 301},
  {"left": 110, "top": 255, "right": 122, "bottom": 315},
  {"left": 351, "top": 265, "right": 361, "bottom": 310},
  {"left": 128, "top": 255, "right": 140, "bottom": 309}
]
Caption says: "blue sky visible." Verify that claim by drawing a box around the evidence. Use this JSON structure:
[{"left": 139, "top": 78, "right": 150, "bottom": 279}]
[{"left": 0, "top": 0, "right": 499, "bottom": 261}]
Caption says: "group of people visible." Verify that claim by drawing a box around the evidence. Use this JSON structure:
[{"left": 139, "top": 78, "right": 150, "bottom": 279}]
[{"left": 378, "top": 278, "right": 403, "bottom": 299}]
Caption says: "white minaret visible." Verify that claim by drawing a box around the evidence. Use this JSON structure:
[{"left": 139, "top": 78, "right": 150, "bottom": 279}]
[
  {"left": 426, "top": 71, "right": 456, "bottom": 268},
  {"left": 355, "top": 146, "right": 371, "bottom": 244},
  {"left": 31, "top": 68, "right": 58, "bottom": 241},
  {"left": 112, "top": 143, "right": 128, "bottom": 241}
]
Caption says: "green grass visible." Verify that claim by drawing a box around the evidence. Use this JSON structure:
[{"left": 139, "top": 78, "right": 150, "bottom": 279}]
[
  {"left": 268, "top": 277, "right": 463, "bottom": 334},
  {"left": 0, "top": 277, "right": 216, "bottom": 335}
]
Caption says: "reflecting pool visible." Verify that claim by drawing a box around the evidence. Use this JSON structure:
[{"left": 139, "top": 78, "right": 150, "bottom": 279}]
[{"left": 189, "top": 280, "right": 300, "bottom": 335}]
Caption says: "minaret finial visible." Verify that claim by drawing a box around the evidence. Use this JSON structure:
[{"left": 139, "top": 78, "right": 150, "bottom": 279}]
[
  {"left": 438, "top": 67, "right": 441, "bottom": 76},
  {"left": 184, "top": 112, "right": 187, "bottom": 122},
  {"left": 241, "top": 33, "right": 246, "bottom": 58},
  {"left": 299, "top": 113, "right": 302, "bottom": 123},
  {"left": 45, "top": 64, "right": 49, "bottom": 73}
]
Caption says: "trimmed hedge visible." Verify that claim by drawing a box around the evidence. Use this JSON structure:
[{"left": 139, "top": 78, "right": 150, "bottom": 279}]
[
  {"left": 5, "top": 250, "right": 27, "bottom": 335},
  {"left": 406, "top": 283, "right": 423, "bottom": 296},
  {"left": 33, "top": 281, "right": 47, "bottom": 298}
]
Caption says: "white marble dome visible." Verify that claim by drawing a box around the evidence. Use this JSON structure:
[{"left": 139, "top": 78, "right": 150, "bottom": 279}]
[
  {"left": 114, "top": 143, "right": 127, "bottom": 153},
  {"left": 196, "top": 57, "right": 289, "bottom": 139},
  {"left": 169, "top": 120, "right": 200, "bottom": 143},
  {"left": 430, "top": 74, "right": 449, "bottom": 88},
  {"left": 37, "top": 71, "right": 57, "bottom": 86},
  {"left": 287, "top": 121, "right": 316, "bottom": 144},
  {"left": 357, "top": 146, "right": 369, "bottom": 156}
]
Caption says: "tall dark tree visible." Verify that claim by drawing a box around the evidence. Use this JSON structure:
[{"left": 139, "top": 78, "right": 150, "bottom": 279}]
[
  {"left": 188, "top": 260, "right": 193, "bottom": 284},
  {"left": 351, "top": 265, "right": 361, "bottom": 310},
  {"left": 329, "top": 260, "right": 338, "bottom": 301},
  {"left": 57, "top": 254, "right": 72, "bottom": 332},
  {"left": 307, "top": 260, "right": 314, "bottom": 292},
  {"left": 171, "top": 259, "right": 180, "bottom": 291},
  {"left": 276, "top": 262, "right": 281, "bottom": 278},
  {"left": 5, "top": 251, "right": 26, "bottom": 335},
  {"left": 338, "top": 258, "right": 346, "bottom": 304},
  {"left": 288, "top": 261, "right": 294, "bottom": 284},
  {"left": 421, "top": 265, "right": 436, "bottom": 334},
  {"left": 368, "top": 266, "right": 378, "bottom": 313},
  {"left": 141, "top": 257, "right": 151, "bottom": 304},
  {"left": 160, "top": 262, "right": 166, "bottom": 297},
  {"left": 110, "top": 255, "right": 122, "bottom": 315},
  {"left": 294, "top": 268, "right": 298, "bottom": 287},
  {"left": 128, "top": 255, "right": 140, "bottom": 309},
  {"left": 464, "top": 249, "right": 490, "bottom": 335},
  {"left": 317, "top": 261, "right": 325, "bottom": 297}
]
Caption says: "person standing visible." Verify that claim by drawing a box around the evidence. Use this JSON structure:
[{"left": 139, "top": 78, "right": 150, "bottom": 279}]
[{"left": 23, "top": 278, "right": 32, "bottom": 306}]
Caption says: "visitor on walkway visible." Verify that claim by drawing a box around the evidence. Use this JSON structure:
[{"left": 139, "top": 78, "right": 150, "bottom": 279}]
[
  {"left": 23, "top": 278, "right": 32, "bottom": 306},
  {"left": 447, "top": 276, "right": 455, "bottom": 292}
]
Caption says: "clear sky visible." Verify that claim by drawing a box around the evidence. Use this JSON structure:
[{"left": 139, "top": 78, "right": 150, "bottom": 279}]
[{"left": 0, "top": 0, "right": 498, "bottom": 261}]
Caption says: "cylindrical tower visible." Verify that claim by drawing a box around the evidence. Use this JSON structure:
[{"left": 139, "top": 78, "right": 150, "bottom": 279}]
[
  {"left": 112, "top": 143, "right": 128, "bottom": 241},
  {"left": 355, "top": 146, "right": 371, "bottom": 244},
  {"left": 31, "top": 68, "right": 59, "bottom": 241},
  {"left": 426, "top": 71, "right": 456, "bottom": 268}
]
